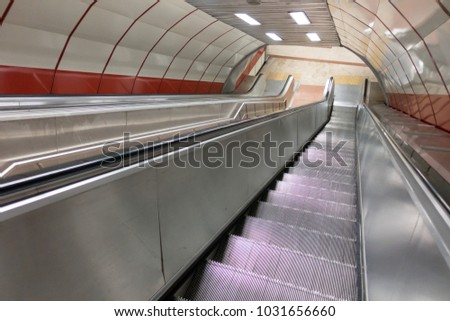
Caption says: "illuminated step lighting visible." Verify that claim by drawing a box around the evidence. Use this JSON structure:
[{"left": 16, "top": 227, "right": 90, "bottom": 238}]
[
  {"left": 307, "top": 32, "right": 321, "bottom": 42},
  {"left": 289, "top": 11, "right": 311, "bottom": 25},
  {"left": 235, "top": 13, "right": 261, "bottom": 25},
  {"left": 266, "top": 32, "right": 283, "bottom": 41}
]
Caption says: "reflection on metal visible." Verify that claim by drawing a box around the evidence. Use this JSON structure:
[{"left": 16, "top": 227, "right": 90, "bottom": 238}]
[
  {"left": 356, "top": 104, "right": 450, "bottom": 300},
  {"left": 328, "top": 0, "right": 450, "bottom": 132},
  {"left": 0, "top": 81, "right": 334, "bottom": 300},
  {"left": 187, "top": 0, "right": 340, "bottom": 46},
  {"left": 0, "top": 75, "right": 298, "bottom": 184}
]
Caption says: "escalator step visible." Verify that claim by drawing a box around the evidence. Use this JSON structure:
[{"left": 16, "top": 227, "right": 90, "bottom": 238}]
[
  {"left": 274, "top": 181, "right": 357, "bottom": 204},
  {"left": 281, "top": 173, "right": 356, "bottom": 193},
  {"left": 287, "top": 168, "right": 355, "bottom": 184},
  {"left": 266, "top": 190, "right": 357, "bottom": 220},
  {"left": 216, "top": 235, "right": 358, "bottom": 300},
  {"left": 237, "top": 216, "right": 357, "bottom": 266},
  {"left": 254, "top": 201, "right": 357, "bottom": 238},
  {"left": 290, "top": 165, "right": 355, "bottom": 177},
  {"left": 296, "top": 152, "right": 356, "bottom": 165},
  {"left": 184, "top": 260, "right": 333, "bottom": 301}
]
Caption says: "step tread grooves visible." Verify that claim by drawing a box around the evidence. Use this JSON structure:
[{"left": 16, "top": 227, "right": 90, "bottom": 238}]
[{"left": 216, "top": 235, "right": 357, "bottom": 300}]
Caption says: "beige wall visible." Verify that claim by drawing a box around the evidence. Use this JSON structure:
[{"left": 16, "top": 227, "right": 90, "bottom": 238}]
[{"left": 263, "top": 45, "right": 377, "bottom": 86}]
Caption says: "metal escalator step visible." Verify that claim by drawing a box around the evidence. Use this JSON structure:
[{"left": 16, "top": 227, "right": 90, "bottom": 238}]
[
  {"left": 254, "top": 201, "right": 357, "bottom": 238},
  {"left": 291, "top": 164, "right": 355, "bottom": 177},
  {"left": 266, "top": 190, "right": 357, "bottom": 220},
  {"left": 281, "top": 174, "right": 356, "bottom": 194},
  {"left": 216, "top": 235, "right": 358, "bottom": 300},
  {"left": 237, "top": 216, "right": 357, "bottom": 266},
  {"left": 184, "top": 260, "right": 333, "bottom": 301},
  {"left": 282, "top": 173, "right": 356, "bottom": 190},
  {"left": 294, "top": 159, "right": 356, "bottom": 170},
  {"left": 274, "top": 181, "right": 357, "bottom": 205},
  {"left": 287, "top": 167, "right": 355, "bottom": 184}
]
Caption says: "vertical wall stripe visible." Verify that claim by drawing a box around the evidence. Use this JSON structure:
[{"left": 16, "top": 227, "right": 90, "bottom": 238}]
[
  {"left": 194, "top": 34, "right": 247, "bottom": 93},
  {"left": 130, "top": 9, "right": 198, "bottom": 93},
  {"left": 208, "top": 39, "right": 259, "bottom": 93},
  {"left": 157, "top": 19, "right": 218, "bottom": 92},
  {"left": 178, "top": 27, "right": 234, "bottom": 93},
  {"left": 97, "top": 0, "right": 160, "bottom": 94},
  {"left": 49, "top": 0, "right": 98, "bottom": 93},
  {"left": 0, "top": 0, "right": 13, "bottom": 25}
]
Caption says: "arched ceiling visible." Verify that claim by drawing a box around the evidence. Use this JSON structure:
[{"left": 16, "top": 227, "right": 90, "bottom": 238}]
[
  {"left": 0, "top": 0, "right": 264, "bottom": 95},
  {"left": 329, "top": 0, "right": 450, "bottom": 132},
  {"left": 186, "top": 0, "right": 450, "bottom": 132},
  {"left": 0, "top": 0, "right": 449, "bottom": 133}
]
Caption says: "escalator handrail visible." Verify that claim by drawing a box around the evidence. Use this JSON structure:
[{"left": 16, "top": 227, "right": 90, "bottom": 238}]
[{"left": 0, "top": 77, "right": 334, "bottom": 206}]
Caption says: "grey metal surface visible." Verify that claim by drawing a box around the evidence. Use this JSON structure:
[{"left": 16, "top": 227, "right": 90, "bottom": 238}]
[
  {"left": 356, "top": 104, "right": 450, "bottom": 300},
  {"left": 0, "top": 75, "right": 297, "bottom": 182},
  {"left": 334, "top": 84, "right": 363, "bottom": 107},
  {"left": 0, "top": 167, "right": 164, "bottom": 300},
  {"left": 187, "top": 0, "right": 340, "bottom": 47},
  {"left": 0, "top": 80, "right": 334, "bottom": 300},
  {"left": 181, "top": 105, "right": 360, "bottom": 301}
]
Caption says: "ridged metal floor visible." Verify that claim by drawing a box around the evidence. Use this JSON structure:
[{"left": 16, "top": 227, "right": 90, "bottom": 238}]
[{"left": 179, "top": 106, "right": 359, "bottom": 301}]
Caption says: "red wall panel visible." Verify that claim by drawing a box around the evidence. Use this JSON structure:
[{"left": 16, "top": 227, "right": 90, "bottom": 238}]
[
  {"left": 0, "top": 65, "right": 53, "bottom": 95},
  {"left": 97, "top": 74, "right": 135, "bottom": 95},
  {"left": 52, "top": 70, "right": 102, "bottom": 95}
]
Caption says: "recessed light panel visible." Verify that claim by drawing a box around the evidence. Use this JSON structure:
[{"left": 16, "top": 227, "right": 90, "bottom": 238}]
[
  {"left": 307, "top": 32, "right": 321, "bottom": 42},
  {"left": 235, "top": 13, "right": 261, "bottom": 25},
  {"left": 266, "top": 32, "right": 283, "bottom": 41},
  {"left": 289, "top": 11, "right": 311, "bottom": 25}
]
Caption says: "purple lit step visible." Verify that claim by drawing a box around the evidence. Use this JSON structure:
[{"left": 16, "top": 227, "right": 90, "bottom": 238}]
[
  {"left": 274, "top": 181, "right": 357, "bottom": 204},
  {"left": 216, "top": 236, "right": 358, "bottom": 300},
  {"left": 287, "top": 167, "right": 355, "bottom": 184},
  {"left": 184, "top": 261, "right": 332, "bottom": 301},
  {"left": 266, "top": 190, "right": 357, "bottom": 220},
  {"left": 254, "top": 201, "right": 357, "bottom": 238},
  {"left": 290, "top": 164, "right": 355, "bottom": 177},
  {"left": 238, "top": 216, "right": 357, "bottom": 266},
  {"left": 281, "top": 173, "right": 356, "bottom": 193}
]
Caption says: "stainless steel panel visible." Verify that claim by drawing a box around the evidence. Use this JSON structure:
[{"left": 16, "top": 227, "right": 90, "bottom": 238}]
[
  {"left": 0, "top": 168, "right": 164, "bottom": 300},
  {"left": 356, "top": 105, "right": 450, "bottom": 300},
  {"left": 0, "top": 80, "right": 333, "bottom": 300},
  {"left": 0, "top": 117, "right": 57, "bottom": 170},
  {"left": 0, "top": 75, "right": 296, "bottom": 181},
  {"left": 156, "top": 133, "right": 250, "bottom": 279},
  {"left": 55, "top": 112, "right": 127, "bottom": 152},
  {"left": 334, "top": 84, "right": 362, "bottom": 106}
]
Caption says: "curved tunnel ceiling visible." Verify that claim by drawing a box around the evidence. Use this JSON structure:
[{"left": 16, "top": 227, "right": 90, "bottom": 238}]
[
  {"left": 0, "top": 0, "right": 449, "bottom": 133},
  {"left": 186, "top": 0, "right": 450, "bottom": 132},
  {"left": 0, "top": 0, "right": 264, "bottom": 95},
  {"left": 329, "top": 0, "right": 450, "bottom": 132}
]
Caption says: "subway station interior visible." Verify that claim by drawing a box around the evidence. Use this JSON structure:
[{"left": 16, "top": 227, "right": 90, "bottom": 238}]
[{"left": 0, "top": 0, "right": 449, "bottom": 301}]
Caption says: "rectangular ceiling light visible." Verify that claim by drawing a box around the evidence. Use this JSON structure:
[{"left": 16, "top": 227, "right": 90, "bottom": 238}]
[
  {"left": 235, "top": 13, "right": 261, "bottom": 25},
  {"left": 289, "top": 11, "right": 311, "bottom": 25},
  {"left": 307, "top": 32, "right": 321, "bottom": 42},
  {"left": 266, "top": 32, "right": 283, "bottom": 41}
]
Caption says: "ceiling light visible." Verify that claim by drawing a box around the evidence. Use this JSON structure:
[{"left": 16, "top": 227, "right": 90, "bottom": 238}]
[
  {"left": 307, "top": 32, "right": 321, "bottom": 42},
  {"left": 235, "top": 13, "right": 261, "bottom": 25},
  {"left": 266, "top": 32, "right": 283, "bottom": 41},
  {"left": 289, "top": 11, "right": 311, "bottom": 25}
]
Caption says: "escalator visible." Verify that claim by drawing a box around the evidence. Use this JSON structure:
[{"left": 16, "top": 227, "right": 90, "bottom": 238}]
[{"left": 174, "top": 106, "right": 360, "bottom": 301}]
